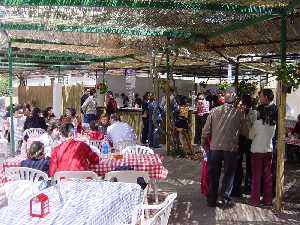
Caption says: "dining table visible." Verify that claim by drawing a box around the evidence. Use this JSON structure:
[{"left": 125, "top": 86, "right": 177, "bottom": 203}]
[{"left": 0, "top": 180, "right": 142, "bottom": 225}]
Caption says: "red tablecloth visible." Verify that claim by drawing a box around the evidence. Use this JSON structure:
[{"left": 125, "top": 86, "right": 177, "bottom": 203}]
[
  {"left": 286, "top": 136, "right": 300, "bottom": 147},
  {"left": 1, "top": 153, "right": 168, "bottom": 183},
  {"left": 90, "top": 154, "right": 168, "bottom": 179}
]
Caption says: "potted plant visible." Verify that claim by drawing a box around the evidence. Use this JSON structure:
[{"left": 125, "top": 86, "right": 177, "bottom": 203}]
[{"left": 275, "top": 64, "right": 300, "bottom": 93}]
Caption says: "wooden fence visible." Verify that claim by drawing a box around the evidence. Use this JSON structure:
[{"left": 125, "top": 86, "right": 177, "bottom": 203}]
[{"left": 18, "top": 85, "right": 84, "bottom": 113}]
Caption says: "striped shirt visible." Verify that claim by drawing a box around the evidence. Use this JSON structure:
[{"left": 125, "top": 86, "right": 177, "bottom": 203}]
[{"left": 196, "top": 99, "right": 210, "bottom": 116}]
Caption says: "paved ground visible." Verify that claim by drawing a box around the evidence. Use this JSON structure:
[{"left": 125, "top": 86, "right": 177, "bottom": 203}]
[
  {"left": 154, "top": 148, "right": 300, "bottom": 225},
  {"left": 1, "top": 145, "right": 300, "bottom": 224}
]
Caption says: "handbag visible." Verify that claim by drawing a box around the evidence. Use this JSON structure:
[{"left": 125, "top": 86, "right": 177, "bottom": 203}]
[{"left": 200, "top": 159, "right": 209, "bottom": 196}]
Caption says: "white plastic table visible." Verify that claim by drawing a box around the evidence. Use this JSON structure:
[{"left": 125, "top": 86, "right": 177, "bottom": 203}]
[{"left": 0, "top": 180, "right": 142, "bottom": 225}]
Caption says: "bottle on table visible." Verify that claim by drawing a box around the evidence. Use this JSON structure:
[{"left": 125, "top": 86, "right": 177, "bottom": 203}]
[{"left": 101, "top": 142, "right": 110, "bottom": 158}]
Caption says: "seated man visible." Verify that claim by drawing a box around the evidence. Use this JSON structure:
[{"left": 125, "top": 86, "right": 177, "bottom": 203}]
[
  {"left": 49, "top": 123, "right": 99, "bottom": 177},
  {"left": 21, "top": 141, "right": 49, "bottom": 174},
  {"left": 107, "top": 114, "right": 137, "bottom": 151}
]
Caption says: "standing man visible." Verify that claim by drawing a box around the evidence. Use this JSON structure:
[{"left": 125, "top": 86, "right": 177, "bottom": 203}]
[
  {"left": 81, "top": 89, "right": 97, "bottom": 124},
  {"left": 80, "top": 88, "right": 90, "bottom": 114},
  {"left": 201, "top": 87, "right": 243, "bottom": 208}
]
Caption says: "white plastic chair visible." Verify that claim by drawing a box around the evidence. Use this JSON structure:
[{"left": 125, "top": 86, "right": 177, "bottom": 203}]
[
  {"left": 23, "top": 128, "right": 45, "bottom": 140},
  {"left": 141, "top": 193, "right": 177, "bottom": 225},
  {"left": 105, "top": 171, "right": 150, "bottom": 210},
  {"left": 53, "top": 171, "right": 99, "bottom": 183},
  {"left": 0, "top": 132, "right": 8, "bottom": 158},
  {"left": 121, "top": 145, "right": 158, "bottom": 203},
  {"left": 122, "top": 145, "right": 154, "bottom": 155},
  {"left": 5, "top": 167, "right": 48, "bottom": 182},
  {"left": 114, "top": 140, "right": 136, "bottom": 152}
]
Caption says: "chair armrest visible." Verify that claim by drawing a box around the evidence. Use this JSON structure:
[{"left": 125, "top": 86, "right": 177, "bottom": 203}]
[{"left": 141, "top": 202, "right": 165, "bottom": 210}]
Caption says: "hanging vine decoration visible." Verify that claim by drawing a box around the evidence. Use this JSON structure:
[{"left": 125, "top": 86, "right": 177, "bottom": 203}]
[
  {"left": 216, "top": 81, "right": 231, "bottom": 91},
  {"left": 237, "top": 80, "right": 258, "bottom": 97},
  {"left": 160, "top": 79, "right": 173, "bottom": 93},
  {"left": 275, "top": 64, "right": 300, "bottom": 92},
  {"left": 95, "top": 81, "right": 108, "bottom": 94}
]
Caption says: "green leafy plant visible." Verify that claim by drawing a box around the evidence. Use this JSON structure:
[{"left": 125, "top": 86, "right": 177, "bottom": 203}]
[
  {"left": 168, "top": 146, "right": 186, "bottom": 158},
  {"left": 0, "top": 75, "right": 8, "bottom": 96},
  {"left": 95, "top": 81, "right": 108, "bottom": 94},
  {"left": 237, "top": 80, "right": 258, "bottom": 97},
  {"left": 216, "top": 81, "right": 231, "bottom": 91},
  {"left": 275, "top": 64, "right": 300, "bottom": 92},
  {"left": 199, "top": 81, "right": 207, "bottom": 89}
]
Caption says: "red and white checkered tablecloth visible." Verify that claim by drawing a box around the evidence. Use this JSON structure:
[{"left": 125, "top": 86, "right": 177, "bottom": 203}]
[
  {"left": 90, "top": 154, "right": 168, "bottom": 180},
  {"left": 286, "top": 136, "right": 300, "bottom": 147},
  {"left": 0, "top": 153, "right": 168, "bottom": 183}
]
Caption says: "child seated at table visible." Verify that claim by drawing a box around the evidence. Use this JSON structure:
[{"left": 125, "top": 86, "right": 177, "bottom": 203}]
[
  {"left": 20, "top": 141, "right": 50, "bottom": 174},
  {"left": 87, "top": 121, "right": 104, "bottom": 140},
  {"left": 97, "top": 113, "right": 110, "bottom": 135}
]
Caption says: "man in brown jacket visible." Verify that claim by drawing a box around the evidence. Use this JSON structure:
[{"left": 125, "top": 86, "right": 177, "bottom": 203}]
[{"left": 201, "top": 88, "right": 243, "bottom": 208}]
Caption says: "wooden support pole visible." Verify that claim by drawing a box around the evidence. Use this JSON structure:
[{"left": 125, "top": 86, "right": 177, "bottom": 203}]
[
  {"left": 8, "top": 41, "right": 15, "bottom": 155},
  {"left": 235, "top": 61, "right": 239, "bottom": 94},
  {"left": 275, "top": 13, "right": 287, "bottom": 211},
  {"left": 165, "top": 48, "right": 171, "bottom": 153}
]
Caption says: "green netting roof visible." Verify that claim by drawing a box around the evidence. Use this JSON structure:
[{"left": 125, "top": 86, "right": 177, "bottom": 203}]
[{"left": 0, "top": 0, "right": 299, "bottom": 76}]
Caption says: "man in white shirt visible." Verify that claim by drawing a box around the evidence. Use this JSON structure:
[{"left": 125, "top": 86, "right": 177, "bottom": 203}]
[{"left": 107, "top": 114, "right": 137, "bottom": 151}]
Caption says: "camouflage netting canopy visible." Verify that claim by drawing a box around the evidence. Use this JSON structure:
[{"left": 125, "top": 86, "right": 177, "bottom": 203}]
[{"left": 0, "top": 0, "right": 299, "bottom": 78}]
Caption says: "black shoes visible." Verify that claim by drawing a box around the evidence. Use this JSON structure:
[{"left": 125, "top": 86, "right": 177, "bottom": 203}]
[
  {"left": 207, "top": 200, "right": 235, "bottom": 208},
  {"left": 221, "top": 199, "right": 235, "bottom": 208}
]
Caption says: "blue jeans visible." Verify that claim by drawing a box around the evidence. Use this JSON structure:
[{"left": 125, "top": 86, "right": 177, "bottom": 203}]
[{"left": 207, "top": 150, "right": 238, "bottom": 204}]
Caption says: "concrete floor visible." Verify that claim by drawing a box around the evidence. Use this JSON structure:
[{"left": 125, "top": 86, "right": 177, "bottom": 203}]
[
  {"left": 156, "top": 153, "right": 300, "bottom": 225},
  {"left": 1, "top": 145, "right": 300, "bottom": 224}
]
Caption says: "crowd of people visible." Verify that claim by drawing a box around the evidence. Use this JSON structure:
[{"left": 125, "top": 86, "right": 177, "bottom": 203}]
[
  {"left": 2, "top": 86, "right": 300, "bottom": 209},
  {"left": 200, "top": 88, "right": 279, "bottom": 208}
]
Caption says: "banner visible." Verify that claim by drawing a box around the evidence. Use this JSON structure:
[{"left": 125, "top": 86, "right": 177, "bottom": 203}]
[{"left": 125, "top": 69, "right": 136, "bottom": 108}]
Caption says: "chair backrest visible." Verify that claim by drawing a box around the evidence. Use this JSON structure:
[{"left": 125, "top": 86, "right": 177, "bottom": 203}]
[
  {"left": 89, "top": 140, "right": 102, "bottom": 149},
  {"left": 114, "top": 140, "right": 136, "bottom": 151},
  {"left": 122, "top": 145, "right": 154, "bottom": 155},
  {"left": 142, "top": 193, "right": 177, "bottom": 225},
  {"left": 5, "top": 167, "right": 48, "bottom": 182},
  {"left": 104, "top": 171, "right": 150, "bottom": 183},
  {"left": 23, "top": 128, "right": 45, "bottom": 139},
  {"left": 54, "top": 171, "right": 98, "bottom": 183}
]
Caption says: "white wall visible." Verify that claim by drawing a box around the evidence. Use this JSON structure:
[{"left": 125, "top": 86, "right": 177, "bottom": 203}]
[{"left": 287, "top": 88, "right": 300, "bottom": 120}]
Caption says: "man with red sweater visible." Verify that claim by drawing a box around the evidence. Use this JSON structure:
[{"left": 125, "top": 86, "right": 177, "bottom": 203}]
[{"left": 49, "top": 123, "right": 99, "bottom": 177}]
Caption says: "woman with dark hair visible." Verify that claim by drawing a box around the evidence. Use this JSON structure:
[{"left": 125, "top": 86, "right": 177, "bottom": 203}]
[
  {"left": 106, "top": 91, "right": 118, "bottom": 115},
  {"left": 43, "top": 107, "right": 55, "bottom": 124},
  {"left": 141, "top": 92, "right": 151, "bottom": 144},
  {"left": 61, "top": 107, "right": 78, "bottom": 128},
  {"left": 38, "top": 121, "right": 61, "bottom": 157},
  {"left": 49, "top": 123, "right": 99, "bottom": 176},
  {"left": 87, "top": 120, "right": 104, "bottom": 140},
  {"left": 23, "top": 107, "right": 47, "bottom": 131},
  {"left": 249, "top": 106, "right": 276, "bottom": 207},
  {"left": 20, "top": 141, "right": 50, "bottom": 174},
  {"left": 175, "top": 96, "right": 192, "bottom": 153}
]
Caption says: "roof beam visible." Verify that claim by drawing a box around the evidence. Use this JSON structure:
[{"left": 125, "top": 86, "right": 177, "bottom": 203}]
[
  {"left": 205, "top": 14, "right": 278, "bottom": 40},
  {"left": 285, "top": 0, "right": 300, "bottom": 13},
  {"left": 0, "top": 0, "right": 283, "bottom": 15},
  {"left": 209, "top": 38, "right": 300, "bottom": 49},
  {"left": 0, "top": 23, "right": 190, "bottom": 38}
]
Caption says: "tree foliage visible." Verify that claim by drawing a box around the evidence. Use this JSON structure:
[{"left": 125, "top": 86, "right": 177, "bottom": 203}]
[{"left": 0, "top": 75, "right": 8, "bottom": 96}]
